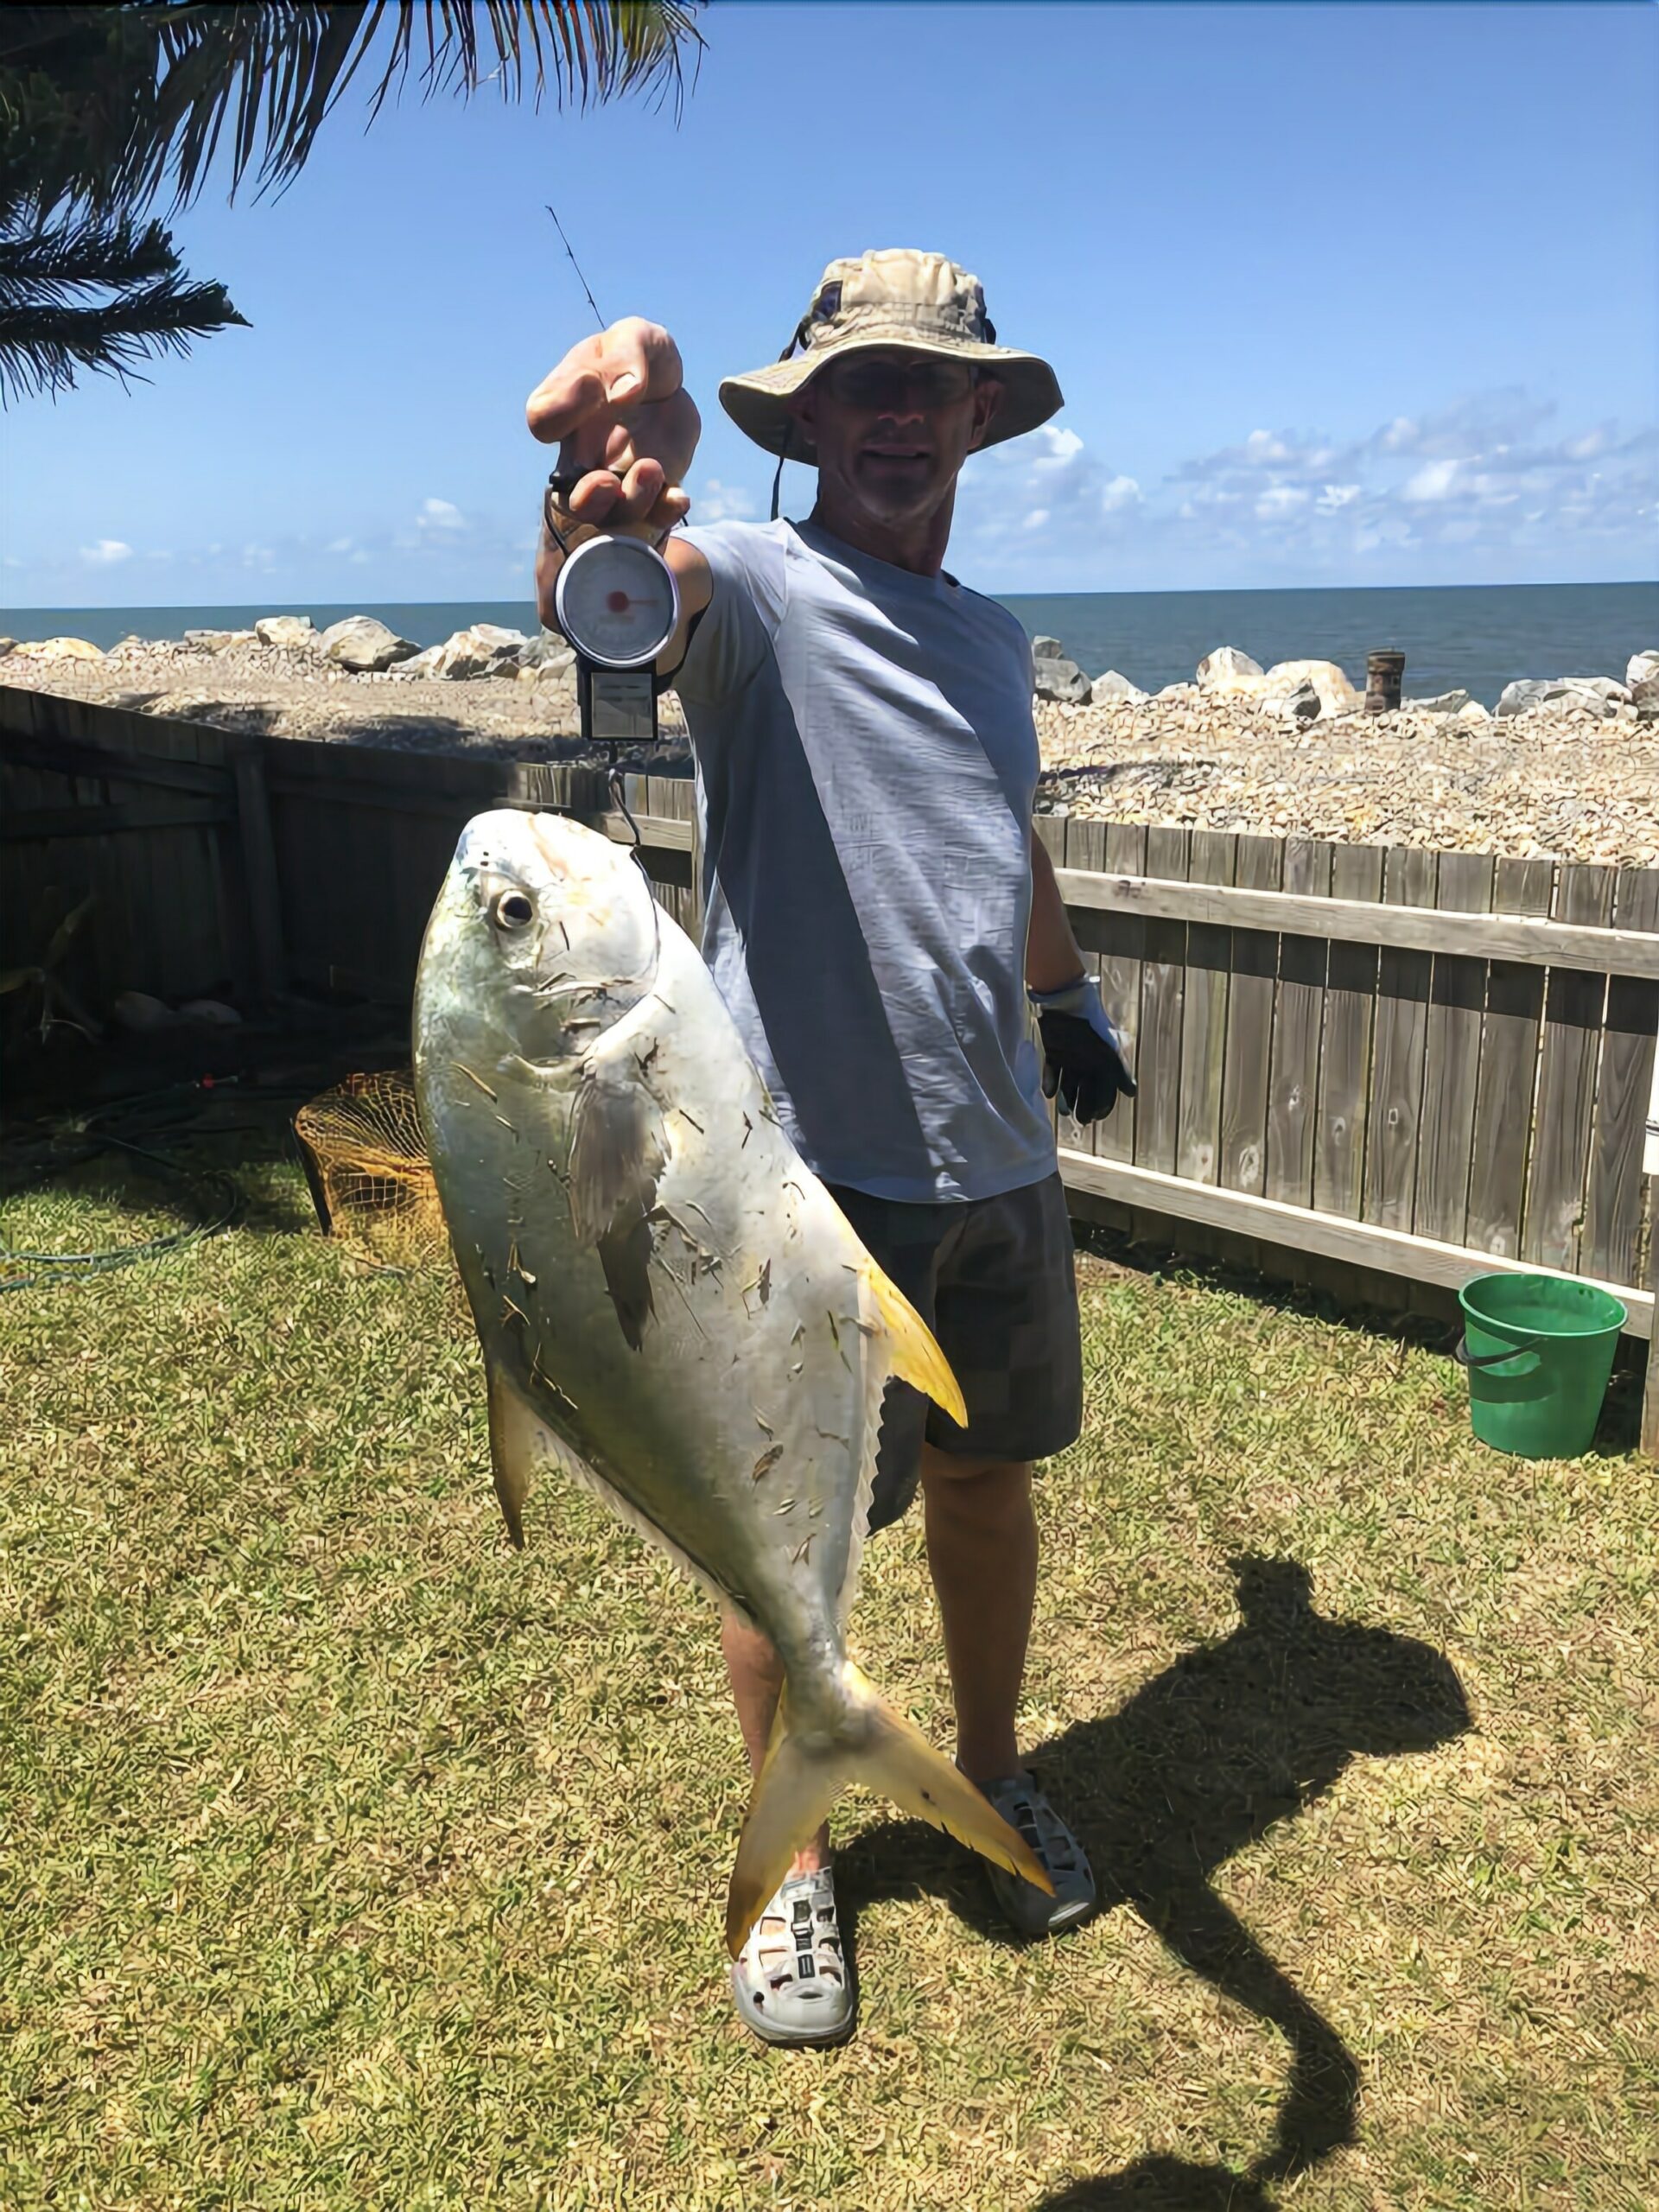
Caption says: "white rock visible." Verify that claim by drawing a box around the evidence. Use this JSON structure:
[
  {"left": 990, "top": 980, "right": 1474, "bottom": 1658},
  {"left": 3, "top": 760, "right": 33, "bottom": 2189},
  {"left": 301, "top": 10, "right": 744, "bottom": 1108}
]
[
  {"left": 1030, "top": 635, "right": 1065, "bottom": 661},
  {"left": 1558, "top": 675, "right": 1630, "bottom": 702},
  {"left": 1455, "top": 699, "right": 1493, "bottom": 725},
  {"left": 1624, "top": 651, "right": 1658, "bottom": 690},
  {"left": 1262, "top": 658, "right": 1360, "bottom": 715},
  {"left": 410, "top": 623, "right": 531, "bottom": 680},
  {"left": 1263, "top": 679, "right": 1321, "bottom": 724},
  {"left": 1196, "top": 645, "right": 1266, "bottom": 694},
  {"left": 255, "top": 615, "right": 317, "bottom": 650},
  {"left": 1497, "top": 679, "right": 1553, "bottom": 718},
  {"left": 1154, "top": 682, "right": 1198, "bottom": 702},
  {"left": 319, "top": 614, "right": 417, "bottom": 672},
  {"left": 1090, "top": 669, "right": 1147, "bottom": 702},
  {"left": 13, "top": 635, "right": 105, "bottom": 660},
  {"left": 1033, "top": 654, "right": 1091, "bottom": 704},
  {"left": 1409, "top": 689, "right": 1472, "bottom": 715},
  {"left": 517, "top": 634, "right": 575, "bottom": 674},
  {"left": 183, "top": 627, "right": 256, "bottom": 652},
  {"left": 0, "top": 637, "right": 15, "bottom": 657}
]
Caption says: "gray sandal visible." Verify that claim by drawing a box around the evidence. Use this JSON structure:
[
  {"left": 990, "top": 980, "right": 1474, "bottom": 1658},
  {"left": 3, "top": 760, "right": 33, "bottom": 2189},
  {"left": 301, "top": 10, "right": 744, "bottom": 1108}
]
[
  {"left": 730, "top": 1866, "right": 856, "bottom": 2047},
  {"left": 980, "top": 1770, "right": 1096, "bottom": 1937}
]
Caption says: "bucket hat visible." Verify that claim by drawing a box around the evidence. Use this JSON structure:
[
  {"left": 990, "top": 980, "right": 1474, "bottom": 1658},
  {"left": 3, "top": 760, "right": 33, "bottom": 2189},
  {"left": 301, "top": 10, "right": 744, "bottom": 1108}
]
[{"left": 720, "top": 248, "right": 1064, "bottom": 466}]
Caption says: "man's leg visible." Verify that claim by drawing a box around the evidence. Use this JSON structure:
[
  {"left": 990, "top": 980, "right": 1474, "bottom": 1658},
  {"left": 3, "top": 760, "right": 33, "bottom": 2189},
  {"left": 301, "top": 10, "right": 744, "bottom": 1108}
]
[
  {"left": 721, "top": 1612, "right": 829, "bottom": 1872},
  {"left": 919, "top": 1448, "right": 1037, "bottom": 1783}
]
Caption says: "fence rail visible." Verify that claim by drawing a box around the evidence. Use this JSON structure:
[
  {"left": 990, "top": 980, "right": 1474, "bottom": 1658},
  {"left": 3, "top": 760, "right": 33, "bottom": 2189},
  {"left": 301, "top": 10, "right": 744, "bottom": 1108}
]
[{"left": 5, "top": 687, "right": 1656, "bottom": 1444}]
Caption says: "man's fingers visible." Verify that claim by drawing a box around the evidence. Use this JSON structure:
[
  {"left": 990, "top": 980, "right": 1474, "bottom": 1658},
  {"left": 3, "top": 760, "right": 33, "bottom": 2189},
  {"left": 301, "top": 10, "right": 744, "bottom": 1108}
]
[
  {"left": 600, "top": 319, "right": 683, "bottom": 409},
  {"left": 613, "top": 456, "right": 667, "bottom": 520},
  {"left": 527, "top": 358, "right": 607, "bottom": 445},
  {"left": 528, "top": 321, "right": 683, "bottom": 444},
  {"left": 564, "top": 468, "right": 626, "bottom": 523}
]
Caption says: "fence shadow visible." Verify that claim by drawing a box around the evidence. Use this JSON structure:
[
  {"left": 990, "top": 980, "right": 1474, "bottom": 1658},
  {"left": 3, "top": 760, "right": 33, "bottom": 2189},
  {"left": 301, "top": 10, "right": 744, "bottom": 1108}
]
[{"left": 833, "top": 1555, "right": 1471, "bottom": 2209}]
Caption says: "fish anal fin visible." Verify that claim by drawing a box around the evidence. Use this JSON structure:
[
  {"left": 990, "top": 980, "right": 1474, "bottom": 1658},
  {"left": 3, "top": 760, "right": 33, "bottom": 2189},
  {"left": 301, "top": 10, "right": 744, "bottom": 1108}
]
[
  {"left": 486, "top": 1358, "right": 538, "bottom": 1549},
  {"left": 860, "top": 1259, "right": 967, "bottom": 1427}
]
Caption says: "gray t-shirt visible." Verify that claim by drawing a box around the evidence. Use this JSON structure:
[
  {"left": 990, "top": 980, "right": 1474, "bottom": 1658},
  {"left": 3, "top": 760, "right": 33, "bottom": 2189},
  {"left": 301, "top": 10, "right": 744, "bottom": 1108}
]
[{"left": 673, "top": 516, "right": 1054, "bottom": 1205}]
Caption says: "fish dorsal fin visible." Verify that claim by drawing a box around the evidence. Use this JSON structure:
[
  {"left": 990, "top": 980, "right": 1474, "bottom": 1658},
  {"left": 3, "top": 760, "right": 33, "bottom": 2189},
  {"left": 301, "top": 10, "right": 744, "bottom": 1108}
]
[
  {"left": 567, "top": 1053, "right": 666, "bottom": 1248},
  {"left": 860, "top": 1257, "right": 967, "bottom": 1427}
]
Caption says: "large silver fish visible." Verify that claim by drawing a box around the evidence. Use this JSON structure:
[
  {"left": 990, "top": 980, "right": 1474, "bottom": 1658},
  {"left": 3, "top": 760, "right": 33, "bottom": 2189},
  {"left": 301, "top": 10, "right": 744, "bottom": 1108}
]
[{"left": 412, "top": 810, "right": 1049, "bottom": 1953}]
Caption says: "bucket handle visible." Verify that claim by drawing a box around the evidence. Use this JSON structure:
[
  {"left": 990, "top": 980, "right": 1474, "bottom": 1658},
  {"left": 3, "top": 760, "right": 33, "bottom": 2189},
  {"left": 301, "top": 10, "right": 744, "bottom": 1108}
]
[{"left": 1455, "top": 1336, "right": 1541, "bottom": 1376}]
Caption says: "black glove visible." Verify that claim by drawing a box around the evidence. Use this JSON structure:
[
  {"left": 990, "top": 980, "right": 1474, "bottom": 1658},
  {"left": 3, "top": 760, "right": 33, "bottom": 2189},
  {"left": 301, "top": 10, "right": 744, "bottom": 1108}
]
[{"left": 1030, "top": 976, "right": 1137, "bottom": 1127}]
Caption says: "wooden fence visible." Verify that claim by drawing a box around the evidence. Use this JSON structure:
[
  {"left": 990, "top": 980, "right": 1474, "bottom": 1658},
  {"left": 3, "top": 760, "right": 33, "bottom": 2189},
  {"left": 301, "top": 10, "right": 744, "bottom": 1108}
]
[{"left": 4, "top": 686, "right": 1656, "bottom": 1446}]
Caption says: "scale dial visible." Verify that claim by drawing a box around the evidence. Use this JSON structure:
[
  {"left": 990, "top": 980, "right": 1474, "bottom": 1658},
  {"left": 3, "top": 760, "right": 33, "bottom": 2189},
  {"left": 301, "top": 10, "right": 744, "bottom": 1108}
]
[{"left": 554, "top": 533, "right": 681, "bottom": 670}]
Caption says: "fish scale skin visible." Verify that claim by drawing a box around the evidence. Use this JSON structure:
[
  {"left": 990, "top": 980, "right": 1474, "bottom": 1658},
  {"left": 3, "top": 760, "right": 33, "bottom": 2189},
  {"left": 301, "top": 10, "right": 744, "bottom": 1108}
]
[{"left": 412, "top": 815, "right": 891, "bottom": 1732}]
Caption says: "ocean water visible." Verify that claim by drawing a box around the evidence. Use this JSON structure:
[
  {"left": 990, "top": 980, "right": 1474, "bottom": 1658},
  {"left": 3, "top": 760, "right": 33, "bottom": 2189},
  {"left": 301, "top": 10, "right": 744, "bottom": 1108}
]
[{"left": 5, "top": 579, "right": 1656, "bottom": 708}]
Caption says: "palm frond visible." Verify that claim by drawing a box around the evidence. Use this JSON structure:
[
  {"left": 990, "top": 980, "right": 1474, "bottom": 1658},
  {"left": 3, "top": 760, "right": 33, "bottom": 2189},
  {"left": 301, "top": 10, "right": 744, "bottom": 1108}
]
[
  {"left": 0, "top": 3, "right": 704, "bottom": 216},
  {"left": 0, "top": 200, "right": 246, "bottom": 400}
]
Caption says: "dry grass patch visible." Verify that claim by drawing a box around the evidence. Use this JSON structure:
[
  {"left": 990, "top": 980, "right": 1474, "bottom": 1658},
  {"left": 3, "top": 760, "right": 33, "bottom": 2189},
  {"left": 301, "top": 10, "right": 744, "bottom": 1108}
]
[{"left": 2, "top": 1131, "right": 1654, "bottom": 2210}]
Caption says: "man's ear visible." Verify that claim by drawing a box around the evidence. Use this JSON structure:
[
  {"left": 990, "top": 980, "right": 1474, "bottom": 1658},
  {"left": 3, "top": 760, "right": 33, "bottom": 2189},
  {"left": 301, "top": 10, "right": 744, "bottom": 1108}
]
[
  {"left": 966, "top": 375, "right": 1005, "bottom": 453},
  {"left": 786, "top": 385, "right": 818, "bottom": 454}
]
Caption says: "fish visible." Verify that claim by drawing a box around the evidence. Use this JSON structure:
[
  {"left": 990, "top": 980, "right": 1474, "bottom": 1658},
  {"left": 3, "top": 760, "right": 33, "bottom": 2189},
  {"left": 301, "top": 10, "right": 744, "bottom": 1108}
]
[{"left": 411, "top": 809, "right": 1051, "bottom": 1954}]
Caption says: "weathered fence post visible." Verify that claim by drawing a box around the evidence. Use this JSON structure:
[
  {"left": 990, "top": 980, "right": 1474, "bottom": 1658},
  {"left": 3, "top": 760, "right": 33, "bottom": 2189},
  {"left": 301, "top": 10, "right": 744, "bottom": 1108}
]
[
  {"left": 227, "top": 736, "right": 288, "bottom": 1005},
  {"left": 1643, "top": 1027, "right": 1659, "bottom": 1457}
]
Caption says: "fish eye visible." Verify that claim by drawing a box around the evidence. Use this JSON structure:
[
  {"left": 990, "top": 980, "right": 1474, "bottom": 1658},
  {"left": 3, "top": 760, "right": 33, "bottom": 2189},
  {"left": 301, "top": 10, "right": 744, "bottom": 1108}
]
[{"left": 490, "top": 889, "right": 535, "bottom": 931}]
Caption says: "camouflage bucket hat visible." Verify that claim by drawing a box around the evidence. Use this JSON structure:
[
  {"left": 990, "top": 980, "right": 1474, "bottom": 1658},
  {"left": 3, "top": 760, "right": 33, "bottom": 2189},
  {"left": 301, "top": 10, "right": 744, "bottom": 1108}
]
[{"left": 720, "top": 248, "right": 1064, "bottom": 465}]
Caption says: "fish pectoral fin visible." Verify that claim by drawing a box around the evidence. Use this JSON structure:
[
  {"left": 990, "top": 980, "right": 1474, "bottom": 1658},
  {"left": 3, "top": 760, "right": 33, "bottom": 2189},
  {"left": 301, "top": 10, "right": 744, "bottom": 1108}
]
[
  {"left": 567, "top": 1060, "right": 666, "bottom": 1248},
  {"left": 860, "top": 1258, "right": 968, "bottom": 1427},
  {"left": 486, "top": 1358, "right": 539, "bottom": 1548},
  {"left": 597, "top": 1211, "right": 655, "bottom": 1351}
]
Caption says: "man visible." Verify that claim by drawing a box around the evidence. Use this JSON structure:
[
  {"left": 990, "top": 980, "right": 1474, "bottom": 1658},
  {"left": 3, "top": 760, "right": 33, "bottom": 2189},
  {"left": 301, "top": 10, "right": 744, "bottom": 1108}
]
[{"left": 526, "top": 250, "right": 1134, "bottom": 2047}]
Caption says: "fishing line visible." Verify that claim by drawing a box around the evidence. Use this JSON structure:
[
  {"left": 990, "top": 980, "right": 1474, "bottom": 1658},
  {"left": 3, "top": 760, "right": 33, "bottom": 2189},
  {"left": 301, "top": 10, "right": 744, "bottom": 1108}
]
[{"left": 545, "top": 203, "right": 607, "bottom": 333}]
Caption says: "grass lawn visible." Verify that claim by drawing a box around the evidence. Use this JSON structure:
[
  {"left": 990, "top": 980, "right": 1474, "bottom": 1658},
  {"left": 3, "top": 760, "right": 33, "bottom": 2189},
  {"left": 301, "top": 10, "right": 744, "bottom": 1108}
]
[{"left": 2, "top": 1118, "right": 1654, "bottom": 2211}]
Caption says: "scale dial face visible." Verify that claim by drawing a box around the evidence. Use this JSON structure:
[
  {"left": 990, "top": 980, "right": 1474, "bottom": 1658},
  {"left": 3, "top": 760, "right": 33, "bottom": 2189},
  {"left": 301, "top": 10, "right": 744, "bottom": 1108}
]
[{"left": 554, "top": 533, "right": 681, "bottom": 670}]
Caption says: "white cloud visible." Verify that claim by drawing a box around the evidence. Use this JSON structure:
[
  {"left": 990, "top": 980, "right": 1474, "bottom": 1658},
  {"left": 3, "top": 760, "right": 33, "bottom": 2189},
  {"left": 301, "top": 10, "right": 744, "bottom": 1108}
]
[
  {"left": 1402, "top": 458, "right": 1459, "bottom": 503},
  {"left": 1101, "top": 474, "right": 1142, "bottom": 512},
  {"left": 1255, "top": 485, "right": 1309, "bottom": 518},
  {"left": 1022, "top": 507, "right": 1051, "bottom": 531},
  {"left": 1316, "top": 483, "right": 1360, "bottom": 512},
  {"left": 417, "top": 497, "right": 467, "bottom": 531},
  {"left": 1243, "top": 429, "right": 1293, "bottom": 464},
  {"left": 692, "top": 478, "right": 758, "bottom": 524},
  {"left": 79, "top": 538, "right": 132, "bottom": 566},
  {"left": 326, "top": 536, "right": 354, "bottom": 555},
  {"left": 1032, "top": 426, "right": 1084, "bottom": 467}
]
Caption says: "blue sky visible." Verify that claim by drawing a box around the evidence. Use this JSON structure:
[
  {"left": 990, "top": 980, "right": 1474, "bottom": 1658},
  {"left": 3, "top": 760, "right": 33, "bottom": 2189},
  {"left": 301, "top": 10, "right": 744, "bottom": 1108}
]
[{"left": 5, "top": 1, "right": 1656, "bottom": 608}]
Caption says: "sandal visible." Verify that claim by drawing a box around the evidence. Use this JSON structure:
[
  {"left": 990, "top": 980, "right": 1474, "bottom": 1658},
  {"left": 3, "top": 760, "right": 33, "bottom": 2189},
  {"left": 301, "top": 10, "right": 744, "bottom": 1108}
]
[
  {"left": 729, "top": 1866, "right": 856, "bottom": 2047},
  {"left": 979, "top": 1770, "right": 1096, "bottom": 1937}
]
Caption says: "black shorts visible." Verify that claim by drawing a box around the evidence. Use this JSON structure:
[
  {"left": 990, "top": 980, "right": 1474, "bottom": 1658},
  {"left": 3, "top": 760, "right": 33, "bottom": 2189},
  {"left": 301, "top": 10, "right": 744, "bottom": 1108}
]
[{"left": 826, "top": 1171, "right": 1084, "bottom": 1535}]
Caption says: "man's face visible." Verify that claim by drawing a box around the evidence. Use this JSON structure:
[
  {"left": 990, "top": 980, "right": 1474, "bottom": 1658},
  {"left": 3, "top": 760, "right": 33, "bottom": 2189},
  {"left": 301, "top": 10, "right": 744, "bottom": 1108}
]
[{"left": 788, "top": 349, "right": 1004, "bottom": 527}]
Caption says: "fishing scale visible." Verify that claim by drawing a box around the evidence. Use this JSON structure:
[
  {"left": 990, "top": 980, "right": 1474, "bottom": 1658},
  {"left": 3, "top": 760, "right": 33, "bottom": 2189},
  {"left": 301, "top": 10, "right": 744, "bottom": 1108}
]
[
  {"left": 540, "top": 203, "right": 681, "bottom": 769},
  {"left": 551, "top": 524, "right": 680, "bottom": 754}
]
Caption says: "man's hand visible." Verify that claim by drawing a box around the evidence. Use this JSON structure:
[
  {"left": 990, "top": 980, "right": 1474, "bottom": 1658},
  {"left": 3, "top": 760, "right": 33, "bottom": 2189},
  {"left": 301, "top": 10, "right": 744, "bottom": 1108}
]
[
  {"left": 527, "top": 317, "right": 701, "bottom": 539},
  {"left": 1029, "top": 975, "right": 1137, "bottom": 1127}
]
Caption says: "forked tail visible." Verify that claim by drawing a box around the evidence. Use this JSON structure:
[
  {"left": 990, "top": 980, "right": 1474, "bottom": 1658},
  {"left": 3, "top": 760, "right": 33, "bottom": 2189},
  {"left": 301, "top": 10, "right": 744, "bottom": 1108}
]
[{"left": 726, "top": 1660, "right": 1052, "bottom": 1956}]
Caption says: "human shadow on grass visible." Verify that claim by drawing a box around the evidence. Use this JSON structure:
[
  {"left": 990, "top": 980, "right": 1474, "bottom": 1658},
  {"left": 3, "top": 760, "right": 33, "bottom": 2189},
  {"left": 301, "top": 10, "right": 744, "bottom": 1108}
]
[{"left": 833, "top": 1555, "right": 1471, "bottom": 2211}]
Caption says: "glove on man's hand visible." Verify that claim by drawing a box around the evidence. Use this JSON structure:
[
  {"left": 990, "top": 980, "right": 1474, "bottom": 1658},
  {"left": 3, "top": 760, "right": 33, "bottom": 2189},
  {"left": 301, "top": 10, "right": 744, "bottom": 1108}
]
[{"left": 1029, "top": 975, "right": 1137, "bottom": 1126}]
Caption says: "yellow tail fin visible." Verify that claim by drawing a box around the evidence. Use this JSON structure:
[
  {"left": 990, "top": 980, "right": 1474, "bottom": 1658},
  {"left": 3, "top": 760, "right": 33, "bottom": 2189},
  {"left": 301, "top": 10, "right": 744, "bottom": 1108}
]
[
  {"left": 860, "top": 1259, "right": 968, "bottom": 1427},
  {"left": 726, "top": 1660, "right": 1051, "bottom": 1955}
]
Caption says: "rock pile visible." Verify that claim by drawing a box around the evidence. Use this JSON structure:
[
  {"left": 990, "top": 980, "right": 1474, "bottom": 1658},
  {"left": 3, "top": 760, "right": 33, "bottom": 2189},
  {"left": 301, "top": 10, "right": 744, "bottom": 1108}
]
[{"left": 5, "top": 621, "right": 1656, "bottom": 862}]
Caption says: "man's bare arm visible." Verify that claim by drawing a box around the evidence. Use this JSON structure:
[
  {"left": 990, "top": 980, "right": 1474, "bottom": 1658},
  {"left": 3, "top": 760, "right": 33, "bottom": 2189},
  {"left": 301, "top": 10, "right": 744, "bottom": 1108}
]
[
  {"left": 1026, "top": 828, "right": 1086, "bottom": 992},
  {"left": 526, "top": 316, "right": 712, "bottom": 674}
]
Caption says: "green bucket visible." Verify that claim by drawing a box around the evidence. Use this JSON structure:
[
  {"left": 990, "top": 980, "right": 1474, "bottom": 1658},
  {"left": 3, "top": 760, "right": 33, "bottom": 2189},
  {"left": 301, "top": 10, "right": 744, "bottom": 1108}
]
[{"left": 1457, "top": 1271, "right": 1625, "bottom": 1459}]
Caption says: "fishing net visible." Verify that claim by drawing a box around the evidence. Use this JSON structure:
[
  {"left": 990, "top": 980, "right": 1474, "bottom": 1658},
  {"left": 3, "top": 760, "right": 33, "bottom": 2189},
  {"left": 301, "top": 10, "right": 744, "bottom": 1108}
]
[{"left": 292, "top": 1069, "right": 448, "bottom": 1270}]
